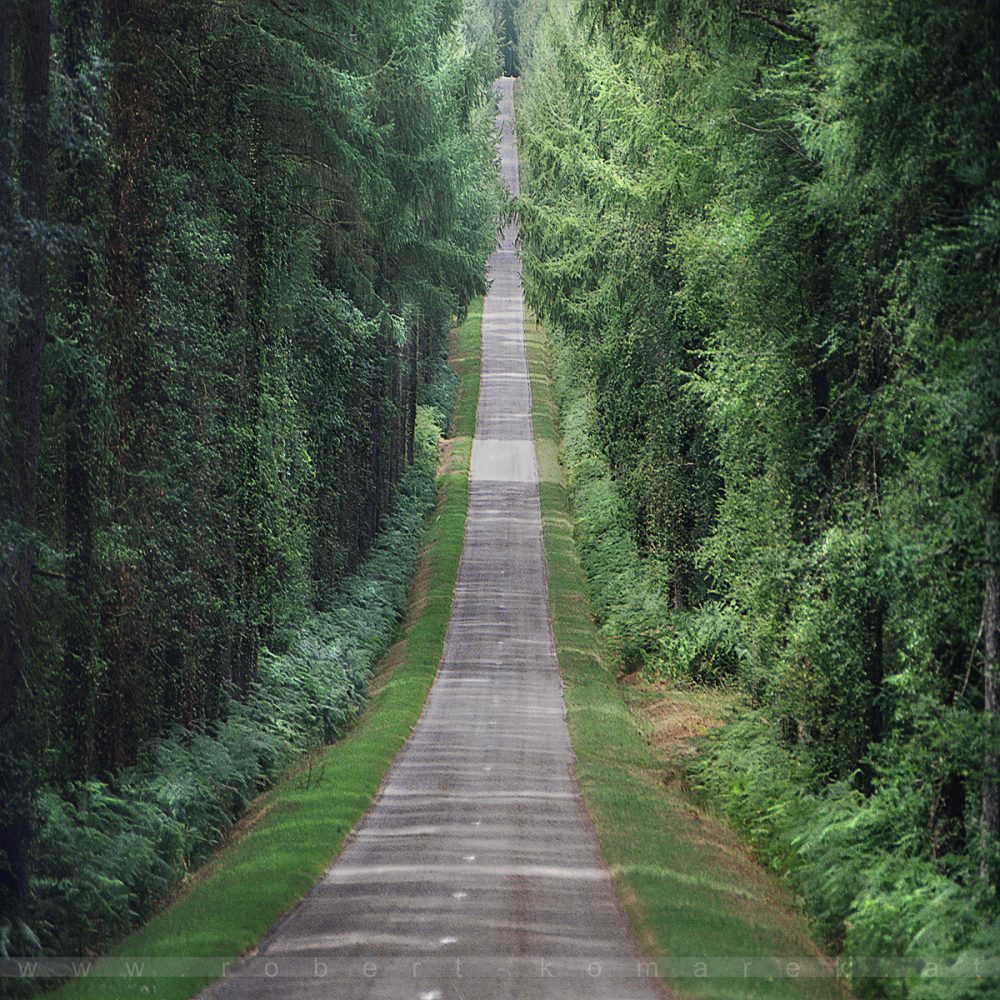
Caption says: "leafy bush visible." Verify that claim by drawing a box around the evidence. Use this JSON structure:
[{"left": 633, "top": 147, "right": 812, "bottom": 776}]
[
  {"left": 654, "top": 602, "right": 747, "bottom": 684},
  {"left": 690, "top": 719, "right": 1000, "bottom": 999},
  {"left": 419, "top": 342, "right": 460, "bottom": 431}
]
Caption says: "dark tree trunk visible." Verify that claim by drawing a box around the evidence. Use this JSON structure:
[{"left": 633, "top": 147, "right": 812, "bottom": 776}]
[
  {"left": 393, "top": 331, "right": 404, "bottom": 482},
  {"left": 0, "top": 0, "right": 18, "bottom": 920},
  {"left": 0, "top": 10, "right": 11, "bottom": 402},
  {"left": 810, "top": 361, "right": 831, "bottom": 487},
  {"left": 407, "top": 318, "right": 418, "bottom": 465},
  {"left": 981, "top": 433, "right": 999, "bottom": 885},
  {"left": 0, "top": 0, "right": 51, "bottom": 915},
  {"left": 930, "top": 770, "right": 967, "bottom": 865},
  {"left": 62, "top": 355, "right": 98, "bottom": 778},
  {"left": 60, "top": 0, "right": 100, "bottom": 780},
  {"left": 98, "top": 0, "right": 155, "bottom": 772},
  {"left": 859, "top": 322, "right": 888, "bottom": 790},
  {"left": 858, "top": 597, "right": 886, "bottom": 794},
  {"left": 369, "top": 321, "right": 387, "bottom": 544},
  {"left": 672, "top": 574, "right": 686, "bottom": 611},
  {"left": 235, "top": 217, "right": 265, "bottom": 695}
]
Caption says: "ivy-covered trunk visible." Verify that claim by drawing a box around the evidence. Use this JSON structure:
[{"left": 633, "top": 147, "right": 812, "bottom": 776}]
[{"left": 59, "top": 0, "right": 103, "bottom": 782}]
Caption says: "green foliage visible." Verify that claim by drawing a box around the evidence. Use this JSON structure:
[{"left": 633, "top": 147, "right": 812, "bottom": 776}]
[
  {"left": 547, "top": 331, "right": 672, "bottom": 672},
  {"left": 655, "top": 603, "right": 746, "bottom": 685},
  {"left": 547, "top": 320, "right": 742, "bottom": 681},
  {"left": 39, "top": 296, "right": 481, "bottom": 1000},
  {"left": 517, "top": 0, "right": 1000, "bottom": 992},
  {"left": 691, "top": 719, "right": 1000, "bottom": 999},
  {"left": 25, "top": 407, "right": 442, "bottom": 961},
  {"left": 0, "top": 0, "right": 502, "bottom": 959}
]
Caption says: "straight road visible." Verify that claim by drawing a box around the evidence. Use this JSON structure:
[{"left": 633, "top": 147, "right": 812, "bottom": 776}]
[{"left": 203, "top": 76, "right": 666, "bottom": 1000}]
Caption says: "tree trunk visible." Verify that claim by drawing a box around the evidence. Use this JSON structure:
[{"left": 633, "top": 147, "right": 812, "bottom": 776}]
[
  {"left": 672, "top": 573, "right": 686, "bottom": 611},
  {"left": 0, "top": 9, "right": 11, "bottom": 402},
  {"left": 369, "top": 320, "right": 387, "bottom": 545},
  {"left": 0, "top": 0, "right": 18, "bottom": 920},
  {"left": 0, "top": 0, "right": 51, "bottom": 915},
  {"left": 393, "top": 330, "right": 404, "bottom": 481},
  {"left": 98, "top": 0, "right": 154, "bottom": 772},
  {"left": 407, "top": 318, "right": 418, "bottom": 465},
  {"left": 60, "top": 0, "right": 100, "bottom": 780},
  {"left": 981, "top": 432, "right": 999, "bottom": 885}
]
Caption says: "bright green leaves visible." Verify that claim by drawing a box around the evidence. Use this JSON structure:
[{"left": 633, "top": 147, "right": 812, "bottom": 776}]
[{"left": 518, "top": 0, "right": 999, "bottom": 990}]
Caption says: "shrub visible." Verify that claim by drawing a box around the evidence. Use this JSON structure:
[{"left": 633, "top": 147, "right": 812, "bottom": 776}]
[{"left": 689, "top": 719, "right": 1000, "bottom": 999}]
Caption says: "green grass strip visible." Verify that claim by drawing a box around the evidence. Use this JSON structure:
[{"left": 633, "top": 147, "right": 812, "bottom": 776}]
[
  {"left": 51, "top": 300, "right": 483, "bottom": 1000},
  {"left": 525, "top": 314, "right": 845, "bottom": 1000}
]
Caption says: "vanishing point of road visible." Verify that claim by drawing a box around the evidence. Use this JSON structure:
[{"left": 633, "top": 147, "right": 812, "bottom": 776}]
[{"left": 203, "top": 77, "right": 667, "bottom": 1000}]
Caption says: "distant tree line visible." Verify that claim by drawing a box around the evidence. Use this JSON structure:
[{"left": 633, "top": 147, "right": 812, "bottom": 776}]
[
  {"left": 493, "top": 0, "right": 521, "bottom": 75},
  {"left": 517, "top": 0, "right": 999, "bottom": 987},
  {"left": 0, "top": 0, "right": 499, "bottom": 937}
]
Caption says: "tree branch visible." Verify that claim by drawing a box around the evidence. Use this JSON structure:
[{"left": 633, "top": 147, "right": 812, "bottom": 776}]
[{"left": 739, "top": 9, "right": 815, "bottom": 45}]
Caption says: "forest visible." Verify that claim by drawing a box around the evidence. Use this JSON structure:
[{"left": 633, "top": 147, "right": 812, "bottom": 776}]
[
  {"left": 515, "top": 0, "right": 999, "bottom": 992},
  {"left": 0, "top": 0, "right": 500, "bottom": 964},
  {"left": 2, "top": 0, "right": 999, "bottom": 996}
]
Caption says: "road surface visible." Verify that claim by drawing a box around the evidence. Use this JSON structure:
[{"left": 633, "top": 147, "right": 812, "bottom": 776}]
[{"left": 202, "top": 76, "right": 666, "bottom": 1000}]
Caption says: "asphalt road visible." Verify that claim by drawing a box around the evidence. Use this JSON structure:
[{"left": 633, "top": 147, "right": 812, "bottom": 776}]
[{"left": 202, "top": 76, "right": 666, "bottom": 1000}]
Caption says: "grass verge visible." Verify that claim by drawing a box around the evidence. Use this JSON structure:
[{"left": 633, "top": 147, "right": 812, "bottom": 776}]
[
  {"left": 525, "top": 311, "right": 847, "bottom": 1000},
  {"left": 50, "top": 300, "right": 483, "bottom": 1000}
]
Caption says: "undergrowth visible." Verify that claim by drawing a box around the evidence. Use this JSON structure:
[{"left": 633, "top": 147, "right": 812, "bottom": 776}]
[
  {"left": 690, "top": 719, "right": 1000, "bottom": 999},
  {"left": 549, "top": 327, "right": 743, "bottom": 683}
]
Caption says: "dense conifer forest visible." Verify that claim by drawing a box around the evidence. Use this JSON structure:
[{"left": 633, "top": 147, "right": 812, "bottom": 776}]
[
  {"left": 516, "top": 0, "right": 999, "bottom": 990},
  {"left": 2, "top": 0, "right": 999, "bottom": 995},
  {"left": 0, "top": 0, "right": 501, "bottom": 964}
]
